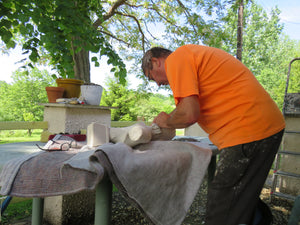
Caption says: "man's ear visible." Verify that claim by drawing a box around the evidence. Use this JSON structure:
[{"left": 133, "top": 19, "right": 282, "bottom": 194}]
[{"left": 152, "top": 57, "right": 161, "bottom": 67}]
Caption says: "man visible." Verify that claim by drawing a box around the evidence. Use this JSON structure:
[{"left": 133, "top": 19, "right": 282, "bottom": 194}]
[{"left": 141, "top": 44, "right": 285, "bottom": 225}]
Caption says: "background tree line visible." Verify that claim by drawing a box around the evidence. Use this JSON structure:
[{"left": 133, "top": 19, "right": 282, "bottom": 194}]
[{"left": 0, "top": 0, "right": 299, "bottom": 122}]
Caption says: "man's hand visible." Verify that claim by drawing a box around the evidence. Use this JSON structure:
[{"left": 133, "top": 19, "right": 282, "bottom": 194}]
[
  {"left": 153, "top": 95, "right": 200, "bottom": 129},
  {"left": 153, "top": 112, "right": 171, "bottom": 128}
]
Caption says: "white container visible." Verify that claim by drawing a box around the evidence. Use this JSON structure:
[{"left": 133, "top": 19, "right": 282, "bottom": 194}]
[{"left": 80, "top": 84, "right": 103, "bottom": 105}]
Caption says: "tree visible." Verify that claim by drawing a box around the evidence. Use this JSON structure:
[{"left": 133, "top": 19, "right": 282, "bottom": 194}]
[
  {"left": 0, "top": 0, "right": 126, "bottom": 82},
  {"left": 0, "top": 68, "right": 54, "bottom": 121},
  {"left": 0, "top": 81, "right": 10, "bottom": 121},
  {"left": 101, "top": 77, "right": 175, "bottom": 121},
  {"left": 101, "top": 77, "right": 139, "bottom": 121},
  {"left": 1, "top": 0, "right": 230, "bottom": 83},
  {"left": 130, "top": 94, "right": 175, "bottom": 122}
]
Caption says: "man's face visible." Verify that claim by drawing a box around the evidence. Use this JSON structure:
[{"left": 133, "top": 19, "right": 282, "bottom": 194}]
[{"left": 146, "top": 57, "right": 169, "bottom": 86}]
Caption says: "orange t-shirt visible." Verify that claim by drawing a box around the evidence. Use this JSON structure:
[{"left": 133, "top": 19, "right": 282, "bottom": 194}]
[{"left": 165, "top": 44, "right": 285, "bottom": 149}]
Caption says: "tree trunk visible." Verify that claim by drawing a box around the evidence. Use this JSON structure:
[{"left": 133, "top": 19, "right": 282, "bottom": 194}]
[
  {"left": 73, "top": 48, "right": 90, "bottom": 83},
  {"left": 71, "top": 37, "right": 91, "bottom": 83},
  {"left": 70, "top": 0, "right": 127, "bottom": 83},
  {"left": 236, "top": 0, "right": 244, "bottom": 61}
]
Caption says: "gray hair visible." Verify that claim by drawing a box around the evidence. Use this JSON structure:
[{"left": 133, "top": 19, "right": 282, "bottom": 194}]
[{"left": 141, "top": 47, "right": 173, "bottom": 75}]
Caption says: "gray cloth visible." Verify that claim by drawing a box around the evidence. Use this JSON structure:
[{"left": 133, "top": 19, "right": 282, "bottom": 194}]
[
  {"left": 0, "top": 141, "right": 212, "bottom": 225},
  {"left": 0, "top": 149, "right": 100, "bottom": 197},
  {"left": 91, "top": 141, "right": 212, "bottom": 225},
  {"left": 0, "top": 151, "right": 42, "bottom": 195}
]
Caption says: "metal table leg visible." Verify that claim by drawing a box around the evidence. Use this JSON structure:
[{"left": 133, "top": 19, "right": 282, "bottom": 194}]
[
  {"left": 32, "top": 198, "right": 44, "bottom": 225},
  {"left": 94, "top": 176, "right": 113, "bottom": 225}
]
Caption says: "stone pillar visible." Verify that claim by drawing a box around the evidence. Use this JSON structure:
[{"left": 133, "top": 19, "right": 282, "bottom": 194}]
[{"left": 42, "top": 103, "right": 112, "bottom": 134}]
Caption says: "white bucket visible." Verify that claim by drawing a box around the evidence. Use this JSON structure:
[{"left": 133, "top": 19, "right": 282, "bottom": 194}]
[{"left": 80, "top": 84, "right": 103, "bottom": 105}]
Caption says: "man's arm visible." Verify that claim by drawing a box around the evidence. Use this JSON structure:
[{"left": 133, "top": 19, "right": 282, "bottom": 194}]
[{"left": 153, "top": 95, "right": 200, "bottom": 128}]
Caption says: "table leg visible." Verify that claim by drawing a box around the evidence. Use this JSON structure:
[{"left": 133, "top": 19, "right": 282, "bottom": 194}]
[
  {"left": 94, "top": 176, "right": 113, "bottom": 225},
  {"left": 32, "top": 198, "right": 44, "bottom": 225}
]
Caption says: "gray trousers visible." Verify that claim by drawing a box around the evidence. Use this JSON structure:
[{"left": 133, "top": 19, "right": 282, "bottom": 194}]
[{"left": 205, "top": 130, "right": 284, "bottom": 225}]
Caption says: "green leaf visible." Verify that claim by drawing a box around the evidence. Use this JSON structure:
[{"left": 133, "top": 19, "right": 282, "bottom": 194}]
[
  {"left": 0, "top": 19, "right": 12, "bottom": 29},
  {"left": 29, "top": 49, "right": 39, "bottom": 62},
  {"left": 6, "top": 39, "right": 16, "bottom": 49},
  {"left": 0, "top": 28, "right": 13, "bottom": 44}
]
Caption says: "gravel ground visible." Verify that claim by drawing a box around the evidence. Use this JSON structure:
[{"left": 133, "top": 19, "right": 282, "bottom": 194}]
[
  {"left": 9, "top": 178, "right": 294, "bottom": 225},
  {"left": 110, "top": 179, "right": 294, "bottom": 225}
]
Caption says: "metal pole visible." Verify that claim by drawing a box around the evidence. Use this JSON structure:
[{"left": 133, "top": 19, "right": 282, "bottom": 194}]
[
  {"left": 32, "top": 198, "right": 44, "bottom": 225},
  {"left": 282, "top": 58, "right": 300, "bottom": 113},
  {"left": 94, "top": 176, "right": 113, "bottom": 225}
]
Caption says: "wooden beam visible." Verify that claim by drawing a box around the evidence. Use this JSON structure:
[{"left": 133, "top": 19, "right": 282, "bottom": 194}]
[{"left": 0, "top": 121, "right": 48, "bottom": 130}]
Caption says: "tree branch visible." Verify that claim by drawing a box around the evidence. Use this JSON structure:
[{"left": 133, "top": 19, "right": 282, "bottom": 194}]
[
  {"left": 93, "top": 0, "right": 127, "bottom": 28},
  {"left": 99, "top": 29, "right": 131, "bottom": 47},
  {"left": 149, "top": 0, "right": 175, "bottom": 25},
  {"left": 115, "top": 11, "right": 146, "bottom": 52},
  {"left": 175, "top": 0, "right": 198, "bottom": 34},
  {"left": 124, "top": 2, "right": 144, "bottom": 8},
  {"left": 143, "top": 20, "right": 157, "bottom": 41}
]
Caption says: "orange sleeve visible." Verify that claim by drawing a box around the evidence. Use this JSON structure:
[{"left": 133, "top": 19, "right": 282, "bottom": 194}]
[{"left": 165, "top": 47, "right": 199, "bottom": 105}]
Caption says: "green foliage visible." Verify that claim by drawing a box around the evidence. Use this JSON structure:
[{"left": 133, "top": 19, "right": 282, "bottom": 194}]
[
  {"left": 221, "top": 3, "right": 284, "bottom": 73},
  {"left": 0, "top": 68, "right": 54, "bottom": 121},
  {"left": 0, "top": 0, "right": 126, "bottom": 82},
  {"left": 101, "top": 78, "right": 137, "bottom": 121},
  {"left": 101, "top": 77, "right": 175, "bottom": 121},
  {"left": 130, "top": 94, "right": 175, "bottom": 122}
]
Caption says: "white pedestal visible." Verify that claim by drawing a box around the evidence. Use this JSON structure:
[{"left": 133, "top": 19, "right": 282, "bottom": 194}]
[{"left": 42, "top": 103, "right": 113, "bottom": 134}]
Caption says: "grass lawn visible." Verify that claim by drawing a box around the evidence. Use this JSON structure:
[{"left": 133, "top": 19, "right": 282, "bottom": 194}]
[
  {"left": 0, "top": 197, "right": 33, "bottom": 224},
  {"left": 0, "top": 130, "right": 42, "bottom": 144},
  {"left": 176, "top": 128, "right": 184, "bottom": 136}
]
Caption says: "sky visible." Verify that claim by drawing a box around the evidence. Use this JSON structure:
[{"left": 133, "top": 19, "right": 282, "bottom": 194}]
[{"left": 0, "top": 0, "right": 300, "bottom": 89}]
